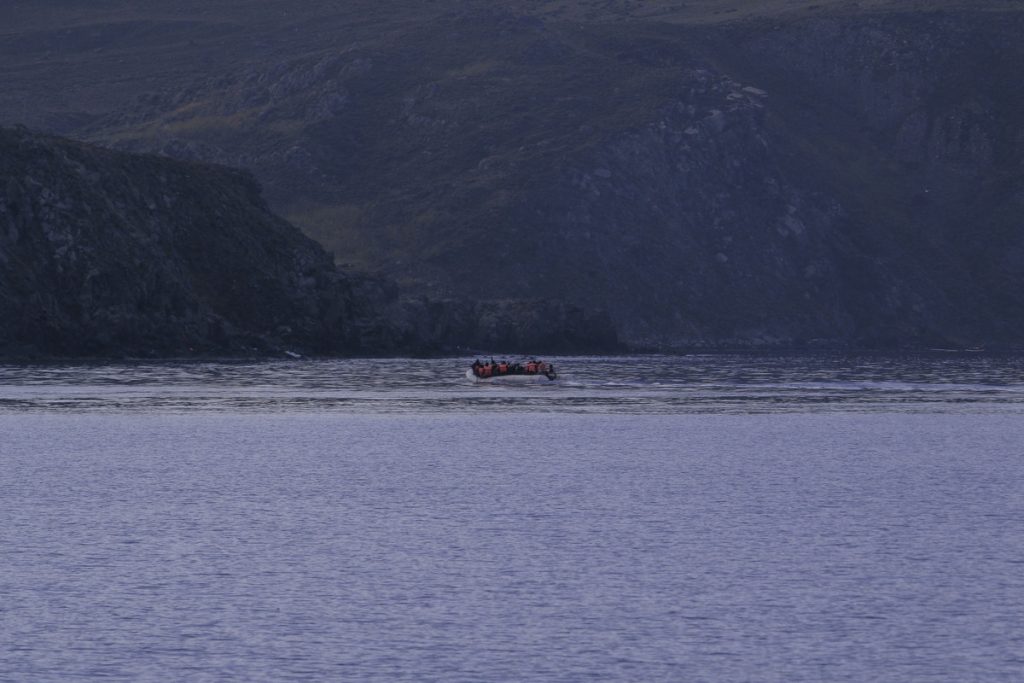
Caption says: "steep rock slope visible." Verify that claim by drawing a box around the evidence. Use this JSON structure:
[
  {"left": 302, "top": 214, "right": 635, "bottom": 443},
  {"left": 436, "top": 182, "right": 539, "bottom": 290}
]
[
  {"left": 728, "top": 11, "right": 1024, "bottom": 335},
  {"left": 0, "top": 127, "right": 617, "bottom": 357},
  {"left": 3, "top": 2, "right": 1023, "bottom": 348}
]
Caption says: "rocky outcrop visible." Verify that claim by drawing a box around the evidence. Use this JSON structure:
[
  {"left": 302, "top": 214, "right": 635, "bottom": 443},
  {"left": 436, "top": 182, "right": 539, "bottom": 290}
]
[
  {"left": 0, "top": 127, "right": 618, "bottom": 358},
  {"left": 4, "top": 3, "right": 1023, "bottom": 349},
  {"left": 488, "top": 68, "right": 887, "bottom": 347}
]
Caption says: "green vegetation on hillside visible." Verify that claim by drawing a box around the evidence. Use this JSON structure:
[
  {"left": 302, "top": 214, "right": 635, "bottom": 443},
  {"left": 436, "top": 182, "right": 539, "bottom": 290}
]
[{"left": 2, "top": 1, "right": 1023, "bottom": 347}]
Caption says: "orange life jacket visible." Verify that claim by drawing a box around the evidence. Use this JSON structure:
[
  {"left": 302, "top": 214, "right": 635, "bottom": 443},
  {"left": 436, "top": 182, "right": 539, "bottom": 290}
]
[
  {"left": 480, "top": 365, "right": 492, "bottom": 378},
  {"left": 498, "top": 362, "right": 508, "bottom": 374}
]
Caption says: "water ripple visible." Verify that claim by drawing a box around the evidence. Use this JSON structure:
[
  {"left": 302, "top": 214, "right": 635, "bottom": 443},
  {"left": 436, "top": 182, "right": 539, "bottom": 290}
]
[{"left": 0, "top": 353, "right": 1022, "bottom": 414}]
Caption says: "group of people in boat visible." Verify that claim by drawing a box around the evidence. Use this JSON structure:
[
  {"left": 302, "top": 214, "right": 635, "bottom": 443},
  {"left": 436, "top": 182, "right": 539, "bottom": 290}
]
[{"left": 471, "top": 358, "right": 557, "bottom": 380}]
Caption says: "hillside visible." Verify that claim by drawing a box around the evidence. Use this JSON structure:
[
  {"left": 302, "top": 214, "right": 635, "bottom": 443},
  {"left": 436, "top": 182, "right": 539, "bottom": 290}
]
[
  {"left": 0, "top": 127, "right": 617, "bottom": 357},
  {"left": 2, "top": 0, "right": 1022, "bottom": 348}
]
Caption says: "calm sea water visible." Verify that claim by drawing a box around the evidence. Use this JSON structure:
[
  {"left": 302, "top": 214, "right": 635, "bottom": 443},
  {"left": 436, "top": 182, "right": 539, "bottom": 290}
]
[{"left": 2, "top": 354, "right": 1023, "bottom": 681}]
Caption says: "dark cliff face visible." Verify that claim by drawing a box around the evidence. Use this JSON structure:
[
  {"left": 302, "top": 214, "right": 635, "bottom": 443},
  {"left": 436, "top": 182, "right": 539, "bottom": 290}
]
[
  {"left": 1, "top": 127, "right": 339, "bottom": 355},
  {"left": 3, "top": 2, "right": 1023, "bottom": 349},
  {"left": 497, "top": 11, "right": 1024, "bottom": 347},
  {"left": 444, "top": 10, "right": 1024, "bottom": 348},
  {"left": 726, "top": 12, "right": 1024, "bottom": 344},
  {"left": 0, "top": 127, "right": 618, "bottom": 357}
]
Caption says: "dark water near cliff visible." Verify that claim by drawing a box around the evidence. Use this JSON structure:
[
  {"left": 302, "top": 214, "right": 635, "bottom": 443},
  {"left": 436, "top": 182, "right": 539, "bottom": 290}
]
[{"left": 2, "top": 354, "right": 1024, "bottom": 681}]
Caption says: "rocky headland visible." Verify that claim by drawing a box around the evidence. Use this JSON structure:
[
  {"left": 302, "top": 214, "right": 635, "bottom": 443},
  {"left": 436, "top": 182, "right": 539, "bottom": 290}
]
[{"left": 0, "top": 126, "right": 618, "bottom": 358}]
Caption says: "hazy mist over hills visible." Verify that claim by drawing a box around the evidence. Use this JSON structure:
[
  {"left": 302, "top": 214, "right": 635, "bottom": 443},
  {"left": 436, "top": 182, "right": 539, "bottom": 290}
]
[{"left": 2, "top": 0, "right": 1023, "bottom": 350}]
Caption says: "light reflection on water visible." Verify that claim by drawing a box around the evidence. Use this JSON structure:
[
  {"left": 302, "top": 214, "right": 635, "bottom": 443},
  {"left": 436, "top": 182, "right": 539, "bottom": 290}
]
[{"left": 1, "top": 353, "right": 1023, "bottom": 414}]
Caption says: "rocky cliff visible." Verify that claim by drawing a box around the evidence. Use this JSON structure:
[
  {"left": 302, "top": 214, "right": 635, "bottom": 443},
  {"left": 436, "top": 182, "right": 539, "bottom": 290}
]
[
  {"left": 3, "top": 1, "right": 1022, "bottom": 349},
  {"left": 0, "top": 127, "right": 618, "bottom": 358}
]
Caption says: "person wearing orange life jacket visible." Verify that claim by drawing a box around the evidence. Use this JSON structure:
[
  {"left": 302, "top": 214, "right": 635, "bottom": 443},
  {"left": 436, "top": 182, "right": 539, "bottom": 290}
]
[
  {"left": 480, "top": 363, "right": 492, "bottom": 378},
  {"left": 498, "top": 361, "right": 508, "bottom": 374},
  {"left": 525, "top": 360, "right": 538, "bottom": 374}
]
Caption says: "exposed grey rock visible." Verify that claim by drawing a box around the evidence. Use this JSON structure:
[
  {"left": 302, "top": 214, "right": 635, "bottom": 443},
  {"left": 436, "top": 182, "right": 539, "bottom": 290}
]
[
  {"left": 0, "top": 127, "right": 619, "bottom": 358},
  {"left": 5, "top": 5, "right": 1023, "bottom": 350}
]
